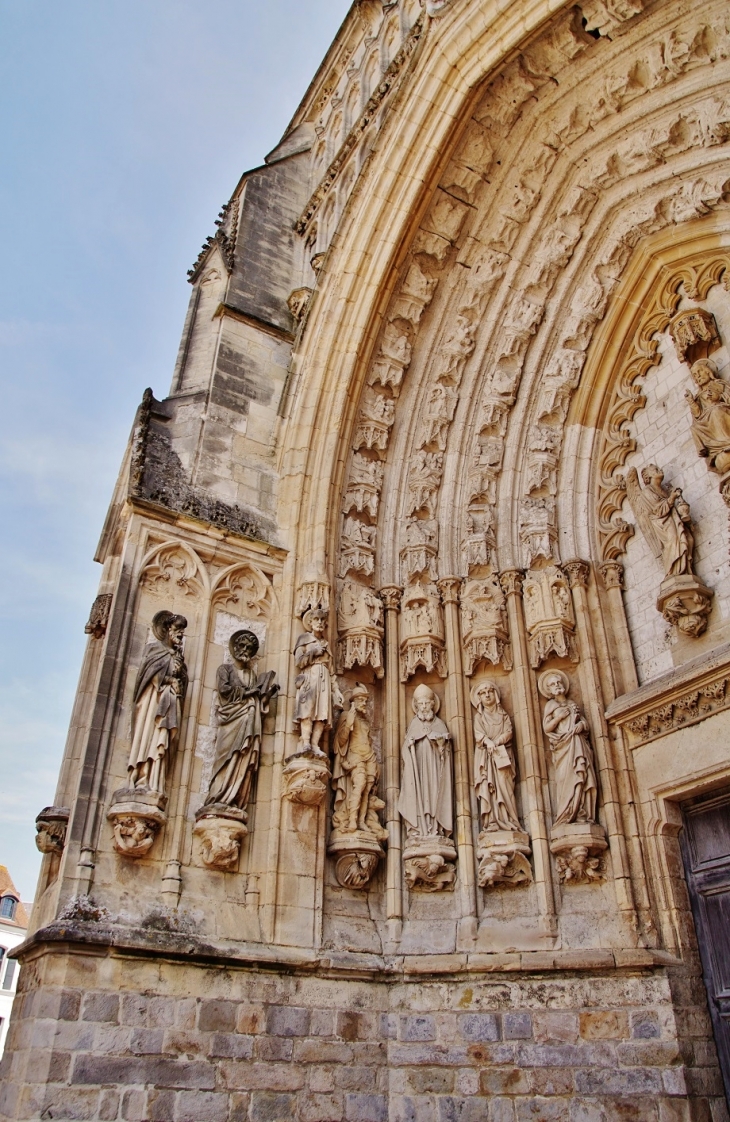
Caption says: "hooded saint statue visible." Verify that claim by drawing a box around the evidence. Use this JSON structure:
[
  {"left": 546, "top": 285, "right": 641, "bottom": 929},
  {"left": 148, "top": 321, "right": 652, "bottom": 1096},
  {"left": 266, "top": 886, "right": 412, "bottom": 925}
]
[{"left": 128, "top": 610, "right": 188, "bottom": 796}]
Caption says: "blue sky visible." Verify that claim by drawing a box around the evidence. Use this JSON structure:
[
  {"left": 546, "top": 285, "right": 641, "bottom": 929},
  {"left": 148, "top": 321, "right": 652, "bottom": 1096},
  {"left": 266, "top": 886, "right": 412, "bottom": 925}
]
[{"left": 0, "top": 0, "right": 349, "bottom": 900}]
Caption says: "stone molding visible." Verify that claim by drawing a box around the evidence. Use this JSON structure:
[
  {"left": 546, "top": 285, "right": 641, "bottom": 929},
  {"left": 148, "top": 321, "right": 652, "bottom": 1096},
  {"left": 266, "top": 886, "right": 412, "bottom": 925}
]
[{"left": 605, "top": 641, "right": 730, "bottom": 747}]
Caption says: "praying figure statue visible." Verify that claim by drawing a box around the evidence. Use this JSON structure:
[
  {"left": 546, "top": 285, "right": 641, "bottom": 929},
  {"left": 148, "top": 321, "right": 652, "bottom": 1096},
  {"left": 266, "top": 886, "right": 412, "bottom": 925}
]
[
  {"left": 471, "top": 680, "right": 521, "bottom": 833},
  {"left": 331, "top": 684, "right": 387, "bottom": 840},
  {"left": 202, "top": 630, "right": 278, "bottom": 813},
  {"left": 128, "top": 610, "right": 188, "bottom": 796},
  {"left": 538, "top": 671, "right": 597, "bottom": 827},
  {"left": 625, "top": 464, "right": 695, "bottom": 578},
  {"left": 685, "top": 358, "right": 730, "bottom": 475},
  {"left": 398, "top": 684, "right": 453, "bottom": 842},
  {"left": 294, "top": 608, "right": 343, "bottom": 756}
]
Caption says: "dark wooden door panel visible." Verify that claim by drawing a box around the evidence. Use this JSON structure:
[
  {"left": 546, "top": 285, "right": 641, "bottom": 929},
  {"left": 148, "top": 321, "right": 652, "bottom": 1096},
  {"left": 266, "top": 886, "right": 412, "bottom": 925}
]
[{"left": 681, "top": 790, "right": 730, "bottom": 1106}]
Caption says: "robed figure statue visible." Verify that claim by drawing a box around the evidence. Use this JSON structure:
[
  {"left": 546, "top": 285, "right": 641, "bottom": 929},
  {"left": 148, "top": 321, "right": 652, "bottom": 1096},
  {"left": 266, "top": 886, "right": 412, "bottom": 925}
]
[
  {"left": 203, "top": 630, "right": 278, "bottom": 813},
  {"left": 471, "top": 680, "right": 521, "bottom": 833},
  {"left": 398, "top": 684, "right": 453, "bottom": 842},
  {"left": 293, "top": 608, "right": 342, "bottom": 756},
  {"left": 538, "top": 670, "right": 597, "bottom": 827},
  {"left": 128, "top": 610, "right": 188, "bottom": 796},
  {"left": 624, "top": 464, "right": 695, "bottom": 578},
  {"left": 685, "top": 358, "right": 730, "bottom": 475}
]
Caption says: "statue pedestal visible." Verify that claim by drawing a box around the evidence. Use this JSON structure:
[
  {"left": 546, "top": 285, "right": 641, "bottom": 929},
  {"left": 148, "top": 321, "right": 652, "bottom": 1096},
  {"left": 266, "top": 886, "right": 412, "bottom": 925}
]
[
  {"left": 282, "top": 753, "right": 330, "bottom": 806},
  {"left": 193, "top": 806, "right": 248, "bottom": 871},
  {"left": 657, "top": 574, "right": 713, "bottom": 637},
  {"left": 328, "top": 830, "right": 385, "bottom": 889},
  {"left": 550, "top": 822, "right": 607, "bottom": 884},
  {"left": 476, "top": 828, "right": 532, "bottom": 889},
  {"left": 107, "top": 788, "right": 167, "bottom": 858},
  {"left": 403, "top": 835, "right": 457, "bottom": 892}
]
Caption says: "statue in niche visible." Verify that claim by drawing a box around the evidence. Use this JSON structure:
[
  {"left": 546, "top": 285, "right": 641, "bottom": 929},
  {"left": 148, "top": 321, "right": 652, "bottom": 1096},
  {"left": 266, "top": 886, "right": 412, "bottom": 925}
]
[
  {"left": 470, "top": 681, "right": 531, "bottom": 890},
  {"left": 127, "top": 611, "right": 188, "bottom": 795},
  {"left": 539, "top": 670, "right": 597, "bottom": 827},
  {"left": 332, "top": 685, "right": 386, "bottom": 838},
  {"left": 293, "top": 609, "right": 343, "bottom": 756},
  {"left": 685, "top": 358, "right": 730, "bottom": 476},
  {"left": 328, "top": 684, "right": 387, "bottom": 889},
  {"left": 625, "top": 462, "right": 713, "bottom": 637},
  {"left": 471, "top": 681, "right": 520, "bottom": 833},
  {"left": 625, "top": 464, "right": 695, "bottom": 578},
  {"left": 202, "top": 630, "right": 278, "bottom": 813},
  {"left": 399, "top": 685, "right": 453, "bottom": 842},
  {"left": 399, "top": 685, "right": 457, "bottom": 890}
]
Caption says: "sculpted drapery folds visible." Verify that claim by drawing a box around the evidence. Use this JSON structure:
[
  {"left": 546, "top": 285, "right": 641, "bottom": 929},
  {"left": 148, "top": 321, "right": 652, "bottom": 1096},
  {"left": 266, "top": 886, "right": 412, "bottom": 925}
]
[
  {"left": 686, "top": 359, "right": 730, "bottom": 476},
  {"left": 128, "top": 610, "right": 188, "bottom": 796},
  {"left": 398, "top": 685, "right": 453, "bottom": 843},
  {"left": 539, "top": 670, "right": 597, "bottom": 828},
  {"left": 203, "top": 630, "right": 278, "bottom": 813},
  {"left": 471, "top": 681, "right": 520, "bottom": 834},
  {"left": 625, "top": 464, "right": 695, "bottom": 578},
  {"left": 293, "top": 608, "right": 343, "bottom": 756}
]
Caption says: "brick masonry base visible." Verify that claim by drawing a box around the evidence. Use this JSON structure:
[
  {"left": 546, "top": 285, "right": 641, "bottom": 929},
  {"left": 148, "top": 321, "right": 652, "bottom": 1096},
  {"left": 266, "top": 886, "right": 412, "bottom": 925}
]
[{"left": 0, "top": 945, "right": 727, "bottom": 1122}]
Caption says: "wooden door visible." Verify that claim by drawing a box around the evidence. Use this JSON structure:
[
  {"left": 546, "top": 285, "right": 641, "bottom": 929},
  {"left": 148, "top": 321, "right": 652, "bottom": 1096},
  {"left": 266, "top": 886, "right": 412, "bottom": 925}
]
[{"left": 681, "top": 789, "right": 730, "bottom": 1104}]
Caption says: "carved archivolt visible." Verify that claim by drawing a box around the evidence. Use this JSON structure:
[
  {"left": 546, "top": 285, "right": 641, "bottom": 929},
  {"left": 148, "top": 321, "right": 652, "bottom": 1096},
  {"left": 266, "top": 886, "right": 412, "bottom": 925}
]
[
  {"left": 139, "top": 540, "right": 209, "bottom": 599},
  {"left": 597, "top": 256, "right": 730, "bottom": 561}
]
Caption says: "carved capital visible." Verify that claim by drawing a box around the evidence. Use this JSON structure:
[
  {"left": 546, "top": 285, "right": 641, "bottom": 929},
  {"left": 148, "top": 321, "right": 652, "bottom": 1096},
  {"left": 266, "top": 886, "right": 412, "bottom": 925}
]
[
  {"left": 598, "top": 561, "right": 624, "bottom": 590},
  {"left": 499, "top": 569, "right": 524, "bottom": 598},
  {"left": 379, "top": 585, "right": 403, "bottom": 612},
  {"left": 437, "top": 576, "right": 462, "bottom": 605},
  {"left": 564, "top": 560, "right": 591, "bottom": 590}
]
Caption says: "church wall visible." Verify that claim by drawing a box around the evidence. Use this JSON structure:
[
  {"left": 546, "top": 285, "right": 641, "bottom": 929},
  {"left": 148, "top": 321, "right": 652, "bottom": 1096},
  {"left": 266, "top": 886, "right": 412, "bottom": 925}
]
[{"left": 0, "top": 945, "right": 724, "bottom": 1122}]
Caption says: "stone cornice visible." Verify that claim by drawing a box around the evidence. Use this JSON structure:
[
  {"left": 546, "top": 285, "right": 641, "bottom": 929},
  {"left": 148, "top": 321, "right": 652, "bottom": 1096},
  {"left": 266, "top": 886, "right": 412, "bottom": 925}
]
[
  {"left": 606, "top": 642, "right": 730, "bottom": 748},
  {"left": 14, "top": 922, "right": 679, "bottom": 980}
]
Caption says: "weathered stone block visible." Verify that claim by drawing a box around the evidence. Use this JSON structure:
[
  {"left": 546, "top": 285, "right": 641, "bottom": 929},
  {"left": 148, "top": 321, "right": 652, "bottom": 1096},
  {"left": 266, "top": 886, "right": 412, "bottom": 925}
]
[
  {"left": 209, "top": 1032, "right": 255, "bottom": 1059},
  {"left": 579, "top": 1010, "right": 628, "bottom": 1040},
  {"left": 401, "top": 1014, "right": 437, "bottom": 1042},
  {"left": 250, "top": 1091, "right": 295, "bottom": 1121},
  {"left": 82, "top": 992, "right": 120, "bottom": 1023},
  {"left": 503, "top": 1013, "right": 533, "bottom": 1040},
  {"left": 175, "top": 1090, "right": 230, "bottom": 1122},
  {"left": 198, "top": 999, "right": 237, "bottom": 1033},
  {"left": 458, "top": 1013, "right": 500, "bottom": 1042},
  {"left": 266, "top": 1005, "right": 311, "bottom": 1037},
  {"left": 345, "top": 1092, "right": 388, "bottom": 1122},
  {"left": 130, "top": 1027, "right": 165, "bottom": 1054},
  {"left": 256, "top": 1036, "right": 293, "bottom": 1062}
]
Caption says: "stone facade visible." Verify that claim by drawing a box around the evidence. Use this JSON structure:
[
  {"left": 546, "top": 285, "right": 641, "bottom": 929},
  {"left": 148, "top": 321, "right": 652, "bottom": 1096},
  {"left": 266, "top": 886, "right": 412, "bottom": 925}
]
[{"left": 3, "top": 0, "right": 730, "bottom": 1117}]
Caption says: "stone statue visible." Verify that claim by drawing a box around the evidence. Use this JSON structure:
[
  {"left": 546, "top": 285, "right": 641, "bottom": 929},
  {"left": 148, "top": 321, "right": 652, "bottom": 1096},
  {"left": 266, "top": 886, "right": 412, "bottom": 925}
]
[
  {"left": 293, "top": 608, "right": 343, "bottom": 756},
  {"left": 399, "top": 684, "right": 453, "bottom": 842},
  {"left": 470, "top": 681, "right": 531, "bottom": 890},
  {"left": 625, "top": 464, "right": 694, "bottom": 578},
  {"left": 328, "top": 683, "right": 387, "bottom": 888},
  {"left": 685, "top": 358, "right": 730, "bottom": 475},
  {"left": 332, "top": 685, "right": 385, "bottom": 837},
  {"left": 624, "top": 462, "right": 713, "bottom": 637},
  {"left": 471, "top": 681, "right": 520, "bottom": 833},
  {"left": 538, "top": 670, "right": 597, "bottom": 827},
  {"left": 127, "top": 610, "right": 188, "bottom": 796},
  {"left": 202, "top": 630, "right": 278, "bottom": 813}
]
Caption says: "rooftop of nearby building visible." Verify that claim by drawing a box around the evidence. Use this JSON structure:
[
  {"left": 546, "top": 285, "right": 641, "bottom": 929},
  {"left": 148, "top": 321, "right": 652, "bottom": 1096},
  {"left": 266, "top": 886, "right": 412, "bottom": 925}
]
[{"left": 0, "top": 867, "right": 29, "bottom": 931}]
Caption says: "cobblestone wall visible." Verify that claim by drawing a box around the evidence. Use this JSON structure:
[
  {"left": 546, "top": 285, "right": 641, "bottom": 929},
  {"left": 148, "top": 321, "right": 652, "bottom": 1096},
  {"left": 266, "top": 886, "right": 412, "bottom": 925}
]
[{"left": 0, "top": 948, "right": 726, "bottom": 1122}]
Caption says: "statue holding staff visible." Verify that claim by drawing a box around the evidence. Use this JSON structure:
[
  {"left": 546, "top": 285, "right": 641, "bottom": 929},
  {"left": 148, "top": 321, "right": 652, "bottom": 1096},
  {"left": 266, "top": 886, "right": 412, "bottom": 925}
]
[
  {"left": 293, "top": 608, "right": 342, "bottom": 756},
  {"left": 128, "top": 610, "right": 188, "bottom": 796},
  {"left": 398, "top": 684, "right": 453, "bottom": 842}
]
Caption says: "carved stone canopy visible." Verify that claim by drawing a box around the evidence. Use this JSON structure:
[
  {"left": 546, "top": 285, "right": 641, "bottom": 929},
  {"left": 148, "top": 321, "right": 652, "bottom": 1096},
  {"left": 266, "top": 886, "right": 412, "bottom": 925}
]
[
  {"left": 460, "top": 576, "right": 512, "bottom": 674},
  {"left": 669, "top": 307, "right": 720, "bottom": 364},
  {"left": 522, "top": 565, "right": 578, "bottom": 669}
]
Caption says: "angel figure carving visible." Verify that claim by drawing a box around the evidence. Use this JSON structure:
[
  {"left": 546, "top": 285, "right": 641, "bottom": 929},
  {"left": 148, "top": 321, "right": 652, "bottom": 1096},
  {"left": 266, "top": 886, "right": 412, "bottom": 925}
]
[{"left": 624, "top": 464, "right": 695, "bottom": 577}]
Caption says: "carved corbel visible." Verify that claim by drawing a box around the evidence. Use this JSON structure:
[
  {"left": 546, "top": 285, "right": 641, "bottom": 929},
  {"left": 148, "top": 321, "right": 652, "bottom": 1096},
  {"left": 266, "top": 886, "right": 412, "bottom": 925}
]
[
  {"left": 282, "top": 755, "right": 330, "bottom": 807},
  {"left": 669, "top": 307, "right": 720, "bottom": 365},
  {"left": 35, "top": 806, "right": 70, "bottom": 855},
  {"left": 193, "top": 811, "right": 248, "bottom": 871},
  {"left": 84, "top": 594, "right": 112, "bottom": 639}
]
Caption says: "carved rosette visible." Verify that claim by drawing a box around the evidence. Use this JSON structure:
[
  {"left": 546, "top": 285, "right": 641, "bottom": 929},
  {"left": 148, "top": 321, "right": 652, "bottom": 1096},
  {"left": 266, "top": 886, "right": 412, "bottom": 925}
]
[
  {"left": 460, "top": 576, "right": 512, "bottom": 674},
  {"left": 477, "top": 830, "right": 532, "bottom": 889},
  {"left": 522, "top": 565, "right": 578, "bottom": 669},
  {"left": 336, "top": 578, "right": 384, "bottom": 677},
  {"left": 657, "top": 574, "right": 713, "bottom": 638},
  {"left": 193, "top": 808, "right": 248, "bottom": 872},
  {"left": 107, "top": 788, "right": 167, "bottom": 859},
  {"left": 35, "top": 806, "right": 70, "bottom": 855},
  {"left": 550, "top": 823, "right": 607, "bottom": 885},
  {"left": 282, "top": 754, "right": 330, "bottom": 807},
  {"left": 399, "top": 581, "right": 446, "bottom": 682}
]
